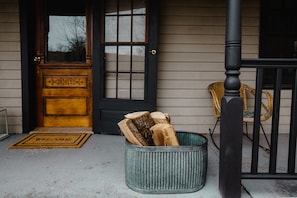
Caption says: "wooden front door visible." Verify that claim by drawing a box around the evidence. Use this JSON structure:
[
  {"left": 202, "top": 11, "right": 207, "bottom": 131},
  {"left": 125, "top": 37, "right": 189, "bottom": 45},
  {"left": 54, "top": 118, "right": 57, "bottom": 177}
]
[{"left": 34, "top": 0, "right": 92, "bottom": 127}]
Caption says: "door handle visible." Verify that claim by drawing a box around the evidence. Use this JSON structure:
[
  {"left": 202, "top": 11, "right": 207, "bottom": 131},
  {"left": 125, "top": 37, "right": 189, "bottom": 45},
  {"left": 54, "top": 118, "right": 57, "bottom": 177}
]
[
  {"left": 34, "top": 56, "right": 41, "bottom": 63},
  {"left": 150, "top": 49, "right": 157, "bottom": 55}
]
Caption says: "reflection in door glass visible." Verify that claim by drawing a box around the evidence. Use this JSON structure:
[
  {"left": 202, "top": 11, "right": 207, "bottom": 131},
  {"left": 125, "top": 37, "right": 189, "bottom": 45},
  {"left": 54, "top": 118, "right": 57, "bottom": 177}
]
[{"left": 47, "top": 16, "right": 86, "bottom": 62}]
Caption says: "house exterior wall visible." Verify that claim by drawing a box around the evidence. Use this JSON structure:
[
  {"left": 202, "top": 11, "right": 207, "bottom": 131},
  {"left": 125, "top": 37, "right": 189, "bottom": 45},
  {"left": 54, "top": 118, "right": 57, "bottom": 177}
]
[
  {"left": 0, "top": 0, "right": 290, "bottom": 134},
  {"left": 158, "top": 0, "right": 260, "bottom": 133},
  {"left": 0, "top": 0, "right": 22, "bottom": 133}
]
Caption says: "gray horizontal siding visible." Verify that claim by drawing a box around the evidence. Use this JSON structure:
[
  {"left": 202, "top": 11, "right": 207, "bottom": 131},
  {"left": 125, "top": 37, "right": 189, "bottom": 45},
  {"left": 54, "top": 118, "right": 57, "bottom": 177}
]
[{"left": 0, "top": 0, "right": 22, "bottom": 133}]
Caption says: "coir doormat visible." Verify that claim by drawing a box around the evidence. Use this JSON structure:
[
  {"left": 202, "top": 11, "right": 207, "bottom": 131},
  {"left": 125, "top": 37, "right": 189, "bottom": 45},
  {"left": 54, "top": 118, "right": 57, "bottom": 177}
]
[{"left": 9, "top": 133, "right": 92, "bottom": 149}]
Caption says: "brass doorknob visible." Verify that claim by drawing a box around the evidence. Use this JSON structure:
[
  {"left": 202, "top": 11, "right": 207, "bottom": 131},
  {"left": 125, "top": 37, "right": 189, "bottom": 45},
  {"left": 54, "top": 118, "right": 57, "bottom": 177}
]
[
  {"left": 150, "top": 49, "right": 157, "bottom": 55},
  {"left": 34, "top": 56, "right": 41, "bottom": 63}
]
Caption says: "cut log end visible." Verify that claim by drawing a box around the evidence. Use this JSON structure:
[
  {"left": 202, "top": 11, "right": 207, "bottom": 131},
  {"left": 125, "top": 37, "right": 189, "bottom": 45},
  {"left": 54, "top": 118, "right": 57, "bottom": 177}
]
[{"left": 150, "top": 111, "right": 171, "bottom": 124}]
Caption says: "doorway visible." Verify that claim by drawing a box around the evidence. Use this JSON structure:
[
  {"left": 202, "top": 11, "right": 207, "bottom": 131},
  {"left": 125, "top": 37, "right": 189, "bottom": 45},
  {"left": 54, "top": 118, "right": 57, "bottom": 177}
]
[{"left": 20, "top": 0, "right": 158, "bottom": 133}]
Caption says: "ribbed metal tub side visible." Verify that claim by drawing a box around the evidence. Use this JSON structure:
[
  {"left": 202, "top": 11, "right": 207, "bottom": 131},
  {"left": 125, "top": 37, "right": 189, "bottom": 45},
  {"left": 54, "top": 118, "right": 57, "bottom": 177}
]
[{"left": 125, "top": 131, "right": 208, "bottom": 194}]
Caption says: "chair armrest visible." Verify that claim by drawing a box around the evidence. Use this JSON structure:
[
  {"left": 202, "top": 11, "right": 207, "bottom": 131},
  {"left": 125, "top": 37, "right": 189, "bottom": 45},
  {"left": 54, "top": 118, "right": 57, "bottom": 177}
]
[{"left": 243, "top": 84, "right": 273, "bottom": 121}]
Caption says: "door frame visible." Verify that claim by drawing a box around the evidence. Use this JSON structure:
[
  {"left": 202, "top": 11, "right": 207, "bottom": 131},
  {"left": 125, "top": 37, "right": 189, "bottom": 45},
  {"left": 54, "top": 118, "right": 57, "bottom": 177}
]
[
  {"left": 19, "top": 0, "right": 36, "bottom": 133},
  {"left": 19, "top": 0, "right": 93, "bottom": 132}
]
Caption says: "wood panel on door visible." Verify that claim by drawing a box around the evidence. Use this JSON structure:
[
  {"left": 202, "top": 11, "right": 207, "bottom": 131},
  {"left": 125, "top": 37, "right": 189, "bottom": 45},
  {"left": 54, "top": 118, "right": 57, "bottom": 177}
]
[{"left": 36, "top": 67, "right": 92, "bottom": 127}]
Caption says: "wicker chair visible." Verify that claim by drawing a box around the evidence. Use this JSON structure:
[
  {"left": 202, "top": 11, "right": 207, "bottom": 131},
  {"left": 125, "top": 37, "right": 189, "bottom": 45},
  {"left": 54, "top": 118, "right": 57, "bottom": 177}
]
[{"left": 208, "top": 81, "right": 273, "bottom": 151}]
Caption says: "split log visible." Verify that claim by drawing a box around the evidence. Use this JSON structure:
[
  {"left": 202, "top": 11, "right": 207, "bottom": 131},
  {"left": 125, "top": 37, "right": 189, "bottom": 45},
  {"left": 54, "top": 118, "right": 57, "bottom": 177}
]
[
  {"left": 150, "top": 111, "right": 170, "bottom": 124},
  {"left": 118, "top": 118, "right": 149, "bottom": 146},
  {"left": 125, "top": 111, "right": 155, "bottom": 145},
  {"left": 150, "top": 123, "right": 180, "bottom": 146},
  {"left": 162, "top": 124, "right": 179, "bottom": 146},
  {"left": 150, "top": 124, "right": 165, "bottom": 146}
]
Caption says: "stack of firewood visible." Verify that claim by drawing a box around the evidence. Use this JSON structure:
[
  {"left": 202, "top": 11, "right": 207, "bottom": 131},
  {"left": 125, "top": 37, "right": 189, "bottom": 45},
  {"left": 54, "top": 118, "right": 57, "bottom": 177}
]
[{"left": 118, "top": 111, "right": 179, "bottom": 146}]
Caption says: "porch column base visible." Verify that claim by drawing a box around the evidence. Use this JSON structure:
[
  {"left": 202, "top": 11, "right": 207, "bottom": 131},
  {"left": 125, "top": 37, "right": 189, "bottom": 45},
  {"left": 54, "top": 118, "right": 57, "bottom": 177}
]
[{"left": 219, "top": 96, "right": 243, "bottom": 198}]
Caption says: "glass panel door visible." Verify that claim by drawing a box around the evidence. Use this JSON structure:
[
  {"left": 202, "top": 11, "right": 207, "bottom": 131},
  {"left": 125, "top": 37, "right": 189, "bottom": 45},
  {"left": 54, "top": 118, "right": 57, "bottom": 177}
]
[
  {"left": 93, "top": 0, "right": 159, "bottom": 134},
  {"left": 103, "top": 0, "right": 147, "bottom": 100}
]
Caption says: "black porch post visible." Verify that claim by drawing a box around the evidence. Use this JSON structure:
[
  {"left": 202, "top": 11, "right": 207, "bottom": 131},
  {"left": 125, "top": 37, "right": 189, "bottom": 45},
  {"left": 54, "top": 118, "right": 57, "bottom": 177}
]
[{"left": 219, "top": 0, "right": 243, "bottom": 197}]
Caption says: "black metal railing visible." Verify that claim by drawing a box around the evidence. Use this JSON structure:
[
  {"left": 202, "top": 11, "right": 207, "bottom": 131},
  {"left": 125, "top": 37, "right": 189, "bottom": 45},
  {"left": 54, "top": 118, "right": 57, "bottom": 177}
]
[{"left": 241, "top": 58, "right": 297, "bottom": 179}]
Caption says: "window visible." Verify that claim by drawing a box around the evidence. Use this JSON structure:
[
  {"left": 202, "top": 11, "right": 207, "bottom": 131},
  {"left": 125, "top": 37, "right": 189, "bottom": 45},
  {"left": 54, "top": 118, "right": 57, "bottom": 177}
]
[
  {"left": 103, "top": 0, "right": 147, "bottom": 100},
  {"left": 260, "top": 0, "right": 297, "bottom": 88},
  {"left": 45, "top": 0, "right": 86, "bottom": 62}
]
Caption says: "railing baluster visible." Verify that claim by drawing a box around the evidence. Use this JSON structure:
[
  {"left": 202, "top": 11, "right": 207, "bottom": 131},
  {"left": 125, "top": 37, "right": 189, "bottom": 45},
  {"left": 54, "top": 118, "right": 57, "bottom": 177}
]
[
  {"left": 288, "top": 69, "right": 297, "bottom": 174},
  {"left": 251, "top": 68, "right": 264, "bottom": 173},
  {"left": 269, "top": 68, "right": 282, "bottom": 174},
  {"left": 250, "top": 68, "right": 263, "bottom": 173}
]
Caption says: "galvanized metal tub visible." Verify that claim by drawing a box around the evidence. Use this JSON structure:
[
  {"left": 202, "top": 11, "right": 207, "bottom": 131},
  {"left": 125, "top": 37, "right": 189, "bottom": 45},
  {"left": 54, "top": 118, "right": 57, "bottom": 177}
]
[{"left": 125, "top": 131, "right": 208, "bottom": 194}]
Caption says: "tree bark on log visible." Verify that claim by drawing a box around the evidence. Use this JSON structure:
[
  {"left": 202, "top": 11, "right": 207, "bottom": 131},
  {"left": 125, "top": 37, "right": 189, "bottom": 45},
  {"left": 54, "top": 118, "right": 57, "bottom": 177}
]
[
  {"left": 118, "top": 118, "right": 149, "bottom": 146},
  {"left": 125, "top": 111, "right": 155, "bottom": 145}
]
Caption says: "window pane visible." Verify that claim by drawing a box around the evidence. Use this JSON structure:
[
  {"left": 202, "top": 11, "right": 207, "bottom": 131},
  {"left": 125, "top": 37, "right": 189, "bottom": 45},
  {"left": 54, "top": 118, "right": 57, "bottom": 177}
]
[
  {"left": 132, "top": 46, "right": 145, "bottom": 72},
  {"left": 133, "top": 0, "right": 146, "bottom": 14},
  {"left": 118, "top": 46, "right": 131, "bottom": 72},
  {"left": 47, "top": 16, "right": 86, "bottom": 62},
  {"left": 119, "top": 16, "right": 131, "bottom": 42},
  {"left": 261, "top": 0, "right": 297, "bottom": 88},
  {"left": 118, "top": 73, "right": 130, "bottom": 99},
  {"left": 132, "top": 73, "right": 144, "bottom": 100},
  {"left": 133, "top": 16, "right": 146, "bottom": 42},
  {"left": 105, "top": 16, "right": 117, "bottom": 42},
  {"left": 105, "top": 46, "right": 117, "bottom": 72},
  {"left": 119, "top": 0, "right": 132, "bottom": 15},
  {"left": 105, "top": 0, "right": 117, "bottom": 15},
  {"left": 105, "top": 73, "right": 117, "bottom": 98}
]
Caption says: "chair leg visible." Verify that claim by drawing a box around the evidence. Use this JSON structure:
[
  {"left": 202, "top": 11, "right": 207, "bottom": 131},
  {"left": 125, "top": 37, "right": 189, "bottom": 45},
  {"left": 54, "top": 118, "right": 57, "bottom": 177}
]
[
  {"left": 209, "top": 118, "right": 220, "bottom": 150},
  {"left": 243, "top": 122, "right": 253, "bottom": 142},
  {"left": 245, "top": 122, "right": 249, "bottom": 137},
  {"left": 211, "top": 119, "right": 271, "bottom": 152},
  {"left": 243, "top": 122, "right": 270, "bottom": 153},
  {"left": 260, "top": 123, "right": 271, "bottom": 150}
]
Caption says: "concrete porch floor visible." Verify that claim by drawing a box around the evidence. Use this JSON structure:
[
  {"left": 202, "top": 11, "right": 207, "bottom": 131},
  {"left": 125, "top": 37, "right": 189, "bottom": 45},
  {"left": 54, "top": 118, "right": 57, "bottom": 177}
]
[{"left": 0, "top": 133, "right": 296, "bottom": 197}]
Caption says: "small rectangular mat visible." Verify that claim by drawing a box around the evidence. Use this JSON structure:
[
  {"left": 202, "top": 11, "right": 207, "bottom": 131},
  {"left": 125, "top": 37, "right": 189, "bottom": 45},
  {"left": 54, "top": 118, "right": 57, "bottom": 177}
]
[{"left": 9, "top": 133, "right": 92, "bottom": 149}]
